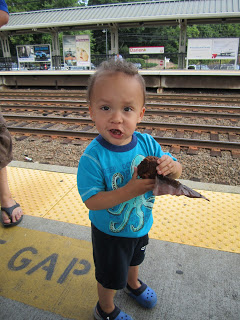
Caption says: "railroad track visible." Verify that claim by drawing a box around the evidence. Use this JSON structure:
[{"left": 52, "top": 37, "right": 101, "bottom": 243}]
[
  {"left": 1, "top": 98, "right": 240, "bottom": 112},
  {"left": 1, "top": 103, "right": 240, "bottom": 120},
  {"left": 3, "top": 114, "right": 240, "bottom": 134},
  {"left": 4, "top": 114, "right": 240, "bottom": 158},
  {"left": 0, "top": 90, "right": 240, "bottom": 104},
  {"left": 1, "top": 91, "right": 239, "bottom": 158}
]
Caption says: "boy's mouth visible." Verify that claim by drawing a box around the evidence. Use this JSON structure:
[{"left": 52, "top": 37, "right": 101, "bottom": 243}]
[{"left": 109, "top": 129, "right": 122, "bottom": 136}]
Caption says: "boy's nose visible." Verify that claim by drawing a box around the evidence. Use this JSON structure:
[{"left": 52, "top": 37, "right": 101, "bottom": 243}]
[{"left": 110, "top": 111, "right": 123, "bottom": 123}]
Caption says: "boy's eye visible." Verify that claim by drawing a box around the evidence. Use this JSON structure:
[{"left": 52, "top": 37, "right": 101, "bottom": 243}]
[
  {"left": 101, "top": 106, "right": 109, "bottom": 111},
  {"left": 124, "top": 106, "right": 132, "bottom": 112}
]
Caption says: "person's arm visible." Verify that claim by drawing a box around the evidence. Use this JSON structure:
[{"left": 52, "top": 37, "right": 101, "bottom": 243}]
[
  {"left": 0, "top": 10, "right": 8, "bottom": 27},
  {"left": 0, "top": 0, "right": 9, "bottom": 28},
  {"left": 156, "top": 155, "right": 182, "bottom": 180},
  {"left": 85, "top": 167, "right": 155, "bottom": 211}
]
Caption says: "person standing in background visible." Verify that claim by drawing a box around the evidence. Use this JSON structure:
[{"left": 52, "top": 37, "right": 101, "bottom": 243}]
[{"left": 0, "top": 0, "right": 23, "bottom": 227}]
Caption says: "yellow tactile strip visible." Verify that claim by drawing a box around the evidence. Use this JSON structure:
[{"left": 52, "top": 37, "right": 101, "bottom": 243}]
[
  {"left": 150, "top": 192, "right": 240, "bottom": 253},
  {"left": 7, "top": 167, "right": 240, "bottom": 253},
  {"left": 7, "top": 166, "right": 89, "bottom": 225}
]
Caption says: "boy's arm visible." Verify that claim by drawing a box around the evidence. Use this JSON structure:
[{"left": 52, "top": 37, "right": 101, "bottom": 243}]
[
  {"left": 156, "top": 155, "right": 182, "bottom": 180},
  {"left": 167, "top": 161, "right": 182, "bottom": 179},
  {"left": 85, "top": 168, "right": 155, "bottom": 211}
]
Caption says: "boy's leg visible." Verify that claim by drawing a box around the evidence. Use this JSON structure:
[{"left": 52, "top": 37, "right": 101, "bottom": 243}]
[
  {"left": 125, "top": 238, "right": 157, "bottom": 309},
  {"left": 127, "top": 265, "right": 141, "bottom": 290},
  {"left": 95, "top": 281, "right": 133, "bottom": 319},
  {"left": 97, "top": 281, "right": 115, "bottom": 314}
]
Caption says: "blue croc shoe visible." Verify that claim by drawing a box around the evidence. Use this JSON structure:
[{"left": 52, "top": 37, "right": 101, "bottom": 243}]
[
  {"left": 125, "top": 279, "right": 157, "bottom": 309},
  {"left": 94, "top": 302, "right": 133, "bottom": 320}
]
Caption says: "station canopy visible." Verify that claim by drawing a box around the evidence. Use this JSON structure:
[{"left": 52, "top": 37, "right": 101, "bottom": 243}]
[{"left": 1, "top": 0, "right": 240, "bottom": 35}]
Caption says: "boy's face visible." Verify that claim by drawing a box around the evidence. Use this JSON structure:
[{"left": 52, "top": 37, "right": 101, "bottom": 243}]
[{"left": 89, "top": 71, "right": 145, "bottom": 146}]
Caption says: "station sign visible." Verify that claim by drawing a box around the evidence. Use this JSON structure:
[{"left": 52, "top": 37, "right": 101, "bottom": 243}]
[{"left": 129, "top": 46, "right": 164, "bottom": 54}]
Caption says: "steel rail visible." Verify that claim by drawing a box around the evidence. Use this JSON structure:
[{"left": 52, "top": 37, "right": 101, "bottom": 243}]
[
  {"left": 4, "top": 114, "right": 240, "bottom": 134},
  {"left": 1, "top": 99, "right": 240, "bottom": 113},
  {"left": 7, "top": 126, "right": 240, "bottom": 150},
  {"left": 2, "top": 105, "right": 240, "bottom": 119},
  {"left": 1, "top": 91, "right": 240, "bottom": 103},
  {"left": 145, "top": 110, "right": 240, "bottom": 118},
  {"left": 146, "top": 103, "right": 240, "bottom": 112},
  {"left": 147, "top": 94, "right": 240, "bottom": 104},
  {"left": 0, "top": 98, "right": 86, "bottom": 105}
]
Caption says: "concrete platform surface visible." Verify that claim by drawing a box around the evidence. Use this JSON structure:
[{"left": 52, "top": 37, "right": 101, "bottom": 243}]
[{"left": 0, "top": 161, "right": 240, "bottom": 320}]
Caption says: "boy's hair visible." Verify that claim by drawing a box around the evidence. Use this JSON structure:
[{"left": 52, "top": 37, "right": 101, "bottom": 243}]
[{"left": 87, "top": 59, "right": 146, "bottom": 104}]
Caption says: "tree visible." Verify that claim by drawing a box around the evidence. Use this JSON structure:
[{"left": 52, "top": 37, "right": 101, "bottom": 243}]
[
  {"left": 7, "top": 0, "right": 80, "bottom": 13},
  {"left": 7, "top": 0, "right": 82, "bottom": 56}
]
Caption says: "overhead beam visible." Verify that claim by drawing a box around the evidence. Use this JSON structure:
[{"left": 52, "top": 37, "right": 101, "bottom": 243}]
[{"left": 1, "top": 17, "right": 239, "bottom": 36}]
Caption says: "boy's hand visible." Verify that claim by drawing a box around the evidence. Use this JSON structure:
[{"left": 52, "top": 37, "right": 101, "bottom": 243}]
[
  {"left": 156, "top": 155, "right": 178, "bottom": 177},
  {"left": 126, "top": 167, "right": 155, "bottom": 197}
]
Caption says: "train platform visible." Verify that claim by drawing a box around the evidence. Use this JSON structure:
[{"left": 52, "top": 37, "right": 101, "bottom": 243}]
[
  {"left": 0, "top": 69, "right": 239, "bottom": 92},
  {"left": 1, "top": 161, "right": 240, "bottom": 320}
]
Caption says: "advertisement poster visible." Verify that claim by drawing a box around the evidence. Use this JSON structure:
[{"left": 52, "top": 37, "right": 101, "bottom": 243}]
[
  {"left": 212, "top": 38, "right": 239, "bottom": 59},
  {"left": 17, "top": 45, "right": 35, "bottom": 62},
  {"left": 76, "top": 35, "right": 91, "bottom": 67},
  {"left": 34, "top": 45, "right": 51, "bottom": 62},
  {"left": 63, "top": 36, "right": 77, "bottom": 67},
  {"left": 63, "top": 35, "right": 90, "bottom": 68},
  {"left": 129, "top": 46, "right": 164, "bottom": 54},
  {"left": 187, "top": 38, "right": 239, "bottom": 60},
  {"left": 17, "top": 44, "right": 51, "bottom": 63}
]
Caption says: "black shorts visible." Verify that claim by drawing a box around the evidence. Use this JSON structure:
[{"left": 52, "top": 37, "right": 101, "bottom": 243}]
[
  {"left": 91, "top": 223, "right": 149, "bottom": 290},
  {"left": 0, "top": 113, "right": 13, "bottom": 169}
]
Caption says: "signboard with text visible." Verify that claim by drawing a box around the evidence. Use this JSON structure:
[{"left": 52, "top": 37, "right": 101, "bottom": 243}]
[
  {"left": 129, "top": 46, "right": 164, "bottom": 54},
  {"left": 187, "top": 38, "right": 239, "bottom": 60}
]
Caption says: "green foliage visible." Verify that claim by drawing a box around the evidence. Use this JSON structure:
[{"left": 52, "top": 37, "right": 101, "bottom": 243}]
[
  {"left": 142, "top": 62, "right": 158, "bottom": 68},
  {"left": 7, "top": 0, "right": 79, "bottom": 13},
  {"left": 187, "top": 23, "right": 240, "bottom": 40},
  {"left": 126, "top": 57, "right": 145, "bottom": 65}
]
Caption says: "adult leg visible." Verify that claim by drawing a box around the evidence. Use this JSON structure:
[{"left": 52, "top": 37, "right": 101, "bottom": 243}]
[{"left": 0, "top": 166, "right": 23, "bottom": 224}]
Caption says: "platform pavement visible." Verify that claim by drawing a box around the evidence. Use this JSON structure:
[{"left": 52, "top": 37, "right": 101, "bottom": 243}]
[{"left": 0, "top": 161, "right": 240, "bottom": 320}]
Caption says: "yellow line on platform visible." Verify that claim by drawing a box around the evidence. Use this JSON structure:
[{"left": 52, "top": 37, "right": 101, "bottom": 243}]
[{"left": 0, "top": 227, "right": 97, "bottom": 319}]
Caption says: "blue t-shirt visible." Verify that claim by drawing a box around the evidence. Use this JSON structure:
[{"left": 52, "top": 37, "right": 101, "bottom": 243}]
[
  {"left": 77, "top": 131, "right": 177, "bottom": 238},
  {"left": 0, "top": 0, "right": 9, "bottom": 14}
]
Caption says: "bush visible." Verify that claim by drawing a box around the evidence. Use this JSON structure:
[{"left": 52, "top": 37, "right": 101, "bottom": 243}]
[
  {"left": 142, "top": 62, "right": 158, "bottom": 68},
  {"left": 126, "top": 57, "right": 145, "bottom": 65}
]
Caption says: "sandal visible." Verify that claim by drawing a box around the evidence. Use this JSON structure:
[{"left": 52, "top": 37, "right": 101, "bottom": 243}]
[
  {"left": 125, "top": 279, "right": 157, "bottom": 309},
  {"left": 1, "top": 203, "right": 23, "bottom": 227},
  {"left": 94, "top": 302, "right": 133, "bottom": 320}
]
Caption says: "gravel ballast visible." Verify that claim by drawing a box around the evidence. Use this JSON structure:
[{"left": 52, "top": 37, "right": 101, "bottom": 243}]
[{"left": 12, "top": 135, "right": 240, "bottom": 186}]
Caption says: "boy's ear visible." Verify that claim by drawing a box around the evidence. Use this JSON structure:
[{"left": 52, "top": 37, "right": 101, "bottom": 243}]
[
  {"left": 137, "top": 106, "right": 145, "bottom": 123},
  {"left": 89, "top": 105, "right": 94, "bottom": 121}
]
